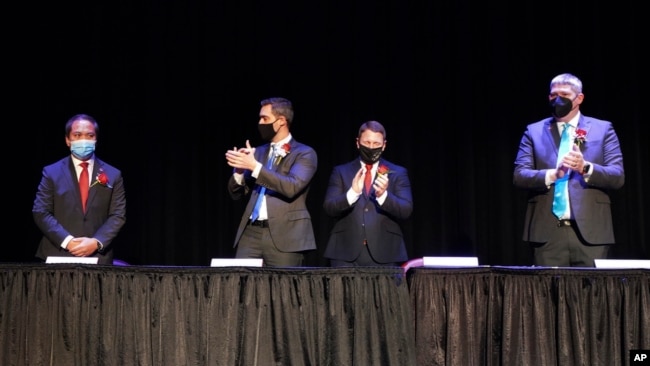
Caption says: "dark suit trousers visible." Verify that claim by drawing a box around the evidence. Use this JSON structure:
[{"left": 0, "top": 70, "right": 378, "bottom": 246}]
[
  {"left": 236, "top": 224, "right": 304, "bottom": 267},
  {"left": 329, "top": 245, "right": 399, "bottom": 267},
  {"left": 532, "top": 222, "right": 609, "bottom": 267}
]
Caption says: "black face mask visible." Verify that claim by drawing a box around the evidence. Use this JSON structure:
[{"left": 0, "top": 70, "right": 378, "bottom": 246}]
[
  {"left": 359, "top": 145, "right": 383, "bottom": 164},
  {"left": 549, "top": 96, "right": 574, "bottom": 118},
  {"left": 258, "top": 120, "right": 278, "bottom": 141}
]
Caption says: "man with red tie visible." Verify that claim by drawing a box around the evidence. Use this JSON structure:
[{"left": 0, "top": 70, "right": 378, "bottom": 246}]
[
  {"left": 33, "top": 114, "right": 126, "bottom": 264},
  {"left": 323, "top": 120, "right": 413, "bottom": 266}
]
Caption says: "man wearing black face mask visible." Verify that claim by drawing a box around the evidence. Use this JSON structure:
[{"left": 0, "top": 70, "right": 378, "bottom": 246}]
[
  {"left": 323, "top": 120, "right": 413, "bottom": 266},
  {"left": 514, "top": 73, "right": 625, "bottom": 267},
  {"left": 225, "top": 97, "right": 318, "bottom": 267}
]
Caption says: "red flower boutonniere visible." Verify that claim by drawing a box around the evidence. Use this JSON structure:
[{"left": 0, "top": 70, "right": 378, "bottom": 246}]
[
  {"left": 90, "top": 169, "right": 112, "bottom": 188},
  {"left": 377, "top": 164, "right": 390, "bottom": 177},
  {"left": 573, "top": 128, "right": 587, "bottom": 146}
]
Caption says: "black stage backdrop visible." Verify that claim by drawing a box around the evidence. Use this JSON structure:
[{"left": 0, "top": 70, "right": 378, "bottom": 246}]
[{"left": 8, "top": 2, "right": 647, "bottom": 266}]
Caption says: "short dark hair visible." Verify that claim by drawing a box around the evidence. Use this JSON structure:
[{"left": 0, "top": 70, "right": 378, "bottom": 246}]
[
  {"left": 260, "top": 97, "right": 294, "bottom": 126},
  {"left": 550, "top": 73, "right": 583, "bottom": 94},
  {"left": 358, "top": 120, "right": 386, "bottom": 140},
  {"left": 65, "top": 114, "right": 99, "bottom": 137}
]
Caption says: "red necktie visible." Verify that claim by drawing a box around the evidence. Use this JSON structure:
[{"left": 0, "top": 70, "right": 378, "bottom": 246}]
[
  {"left": 79, "top": 162, "right": 89, "bottom": 212},
  {"left": 364, "top": 164, "right": 373, "bottom": 195}
]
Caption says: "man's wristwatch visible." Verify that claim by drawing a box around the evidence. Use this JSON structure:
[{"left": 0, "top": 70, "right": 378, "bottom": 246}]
[
  {"left": 582, "top": 163, "right": 591, "bottom": 175},
  {"left": 97, "top": 242, "right": 104, "bottom": 252}
]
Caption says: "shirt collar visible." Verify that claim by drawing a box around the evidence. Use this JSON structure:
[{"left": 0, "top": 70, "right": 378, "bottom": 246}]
[
  {"left": 359, "top": 160, "right": 378, "bottom": 169},
  {"left": 71, "top": 155, "right": 94, "bottom": 167},
  {"left": 557, "top": 112, "right": 581, "bottom": 129},
  {"left": 272, "top": 134, "right": 292, "bottom": 148}
]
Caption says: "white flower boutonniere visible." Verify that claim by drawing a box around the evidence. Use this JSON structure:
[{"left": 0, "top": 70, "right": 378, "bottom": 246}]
[
  {"left": 274, "top": 143, "right": 291, "bottom": 164},
  {"left": 276, "top": 143, "right": 291, "bottom": 158}
]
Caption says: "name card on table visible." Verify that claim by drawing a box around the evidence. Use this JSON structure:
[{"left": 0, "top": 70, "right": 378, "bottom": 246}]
[
  {"left": 594, "top": 259, "right": 650, "bottom": 269},
  {"left": 46, "top": 256, "right": 99, "bottom": 264},
  {"left": 423, "top": 256, "right": 479, "bottom": 267},
  {"left": 210, "top": 258, "right": 264, "bottom": 267}
]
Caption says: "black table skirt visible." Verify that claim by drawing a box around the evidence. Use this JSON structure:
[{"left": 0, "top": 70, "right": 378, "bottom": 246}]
[
  {"left": 407, "top": 266, "right": 650, "bottom": 366},
  {"left": 0, "top": 264, "right": 415, "bottom": 366},
  {"left": 3, "top": 264, "right": 649, "bottom": 366}
]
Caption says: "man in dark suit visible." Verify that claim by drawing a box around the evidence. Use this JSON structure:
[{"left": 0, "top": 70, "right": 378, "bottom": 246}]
[
  {"left": 323, "top": 120, "right": 413, "bottom": 266},
  {"left": 225, "top": 97, "right": 317, "bottom": 267},
  {"left": 514, "top": 73, "right": 625, "bottom": 267},
  {"left": 33, "top": 114, "right": 127, "bottom": 265}
]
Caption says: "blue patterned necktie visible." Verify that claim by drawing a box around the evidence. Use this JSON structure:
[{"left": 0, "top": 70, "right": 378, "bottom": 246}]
[
  {"left": 552, "top": 123, "right": 571, "bottom": 219},
  {"left": 250, "top": 145, "right": 275, "bottom": 222}
]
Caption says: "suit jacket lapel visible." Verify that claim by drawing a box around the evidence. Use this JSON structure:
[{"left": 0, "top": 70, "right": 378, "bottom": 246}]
[
  {"left": 542, "top": 118, "right": 562, "bottom": 162},
  {"left": 63, "top": 157, "right": 85, "bottom": 209},
  {"left": 256, "top": 144, "right": 272, "bottom": 168},
  {"left": 576, "top": 115, "right": 591, "bottom": 152},
  {"left": 87, "top": 160, "right": 102, "bottom": 208},
  {"left": 547, "top": 118, "right": 561, "bottom": 147}
]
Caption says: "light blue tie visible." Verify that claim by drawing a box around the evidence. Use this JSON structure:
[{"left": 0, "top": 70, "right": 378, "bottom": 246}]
[
  {"left": 552, "top": 123, "right": 571, "bottom": 219},
  {"left": 250, "top": 145, "right": 275, "bottom": 222}
]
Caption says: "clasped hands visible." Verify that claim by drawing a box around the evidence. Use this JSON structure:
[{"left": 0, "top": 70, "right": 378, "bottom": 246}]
[
  {"left": 226, "top": 139, "right": 257, "bottom": 173},
  {"left": 555, "top": 143, "right": 585, "bottom": 179},
  {"left": 68, "top": 237, "right": 99, "bottom": 257},
  {"left": 352, "top": 166, "right": 389, "bottom": 197}
]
